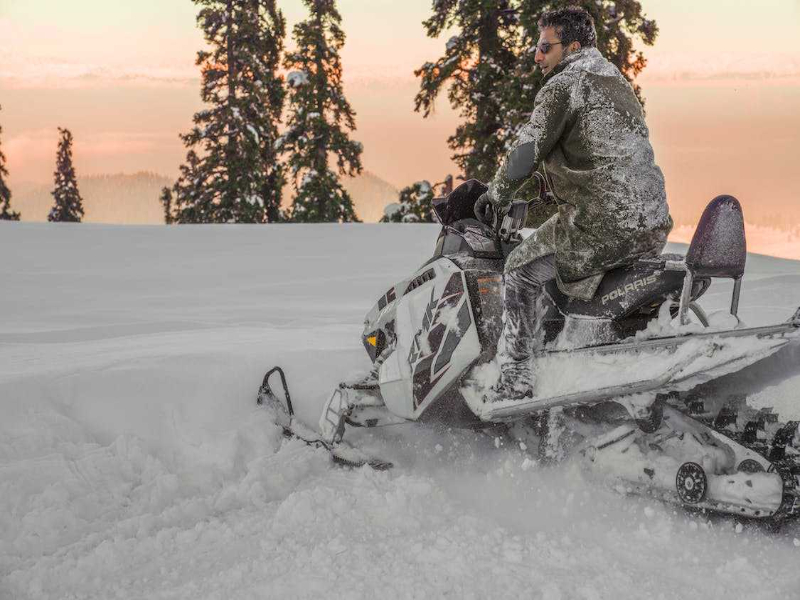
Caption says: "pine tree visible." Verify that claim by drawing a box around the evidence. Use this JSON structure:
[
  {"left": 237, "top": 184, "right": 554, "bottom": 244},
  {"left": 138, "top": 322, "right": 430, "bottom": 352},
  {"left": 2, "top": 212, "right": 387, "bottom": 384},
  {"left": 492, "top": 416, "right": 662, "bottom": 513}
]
[
  {"left": 283, "top": 0, "right": 362, "bottom": 223},
  {"left": 159, "top": 188, "right": 174, "bottom": 225},
  {"left": 416, "top": 1, "right": 658, "bottom": 184},
  {"left": 48, "top": 128, "right": 84, "bottom": 223},
  {"left": 165, "top": 0, "right": 286, "bottom": 224},
  {"left": 414, "top": 1, "right": 519, "bottom": 183},
  {"left": 506, "top": 1, "right": 658, "bottom": 140},
  {"left": 380, "top": 181, "right": 435, "bottom": 223},
  {"left": 589, "top": 0, "right": 658, "bottom": 103},
  {"left": 0, "top": 107, "right": 20, "bottom": 221}
]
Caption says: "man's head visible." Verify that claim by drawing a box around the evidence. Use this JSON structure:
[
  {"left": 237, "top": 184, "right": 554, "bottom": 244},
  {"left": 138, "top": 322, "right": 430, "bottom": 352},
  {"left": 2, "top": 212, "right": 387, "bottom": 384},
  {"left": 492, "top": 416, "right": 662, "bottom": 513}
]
[{"left": 535, "top": 6, "right": 597, "bottom": 76}]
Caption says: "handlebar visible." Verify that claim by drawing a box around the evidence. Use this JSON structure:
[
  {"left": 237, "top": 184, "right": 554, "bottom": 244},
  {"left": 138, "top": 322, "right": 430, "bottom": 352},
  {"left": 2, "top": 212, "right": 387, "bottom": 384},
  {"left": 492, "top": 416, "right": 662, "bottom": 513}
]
[
  {"left": 495, "top": 172, "right": 557, "bottom": 242},
  {"left": 498, "top": 199, "right": 530, "bottom": 242}
]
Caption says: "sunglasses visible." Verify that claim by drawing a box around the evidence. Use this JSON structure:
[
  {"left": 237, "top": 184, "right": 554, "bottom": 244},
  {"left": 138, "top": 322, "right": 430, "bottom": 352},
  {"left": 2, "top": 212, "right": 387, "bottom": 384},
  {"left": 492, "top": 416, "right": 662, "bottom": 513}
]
[{"left": 535, "top": 40, "right": 564, "bottom": 54}]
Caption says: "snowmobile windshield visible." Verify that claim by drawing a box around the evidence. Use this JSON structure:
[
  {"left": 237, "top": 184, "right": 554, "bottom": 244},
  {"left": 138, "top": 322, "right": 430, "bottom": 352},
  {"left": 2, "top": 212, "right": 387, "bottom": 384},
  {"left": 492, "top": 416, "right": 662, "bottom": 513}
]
[
  {"left": 432, "top": 179, "right": 488, "bottom": 227},
  {"left": 432, "top": 220, "right": 501, "bottom": 260}
]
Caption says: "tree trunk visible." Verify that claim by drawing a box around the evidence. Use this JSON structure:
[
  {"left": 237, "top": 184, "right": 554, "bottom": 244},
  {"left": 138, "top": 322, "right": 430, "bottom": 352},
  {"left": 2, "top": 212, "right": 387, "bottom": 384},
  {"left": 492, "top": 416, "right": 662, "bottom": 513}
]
[
  {"left": 313, "top": 0, "right": 328, "bottom": 220},
  {"left": 226, "top": 0, "right": 237, "bottom": 212}
]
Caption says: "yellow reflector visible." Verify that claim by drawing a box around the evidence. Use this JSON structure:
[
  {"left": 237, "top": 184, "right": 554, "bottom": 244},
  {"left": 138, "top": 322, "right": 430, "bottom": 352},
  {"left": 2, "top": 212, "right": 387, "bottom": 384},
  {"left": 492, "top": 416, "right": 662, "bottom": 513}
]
[{"left": 367, "top": 335, "right": 377, "bottom": 347}]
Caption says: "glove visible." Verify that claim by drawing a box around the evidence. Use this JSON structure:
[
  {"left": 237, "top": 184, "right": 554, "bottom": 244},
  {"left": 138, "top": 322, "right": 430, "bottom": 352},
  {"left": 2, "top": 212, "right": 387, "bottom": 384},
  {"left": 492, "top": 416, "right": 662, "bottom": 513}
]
[{"left": 474, "top": 192, "right": 494, "bottom": 225}]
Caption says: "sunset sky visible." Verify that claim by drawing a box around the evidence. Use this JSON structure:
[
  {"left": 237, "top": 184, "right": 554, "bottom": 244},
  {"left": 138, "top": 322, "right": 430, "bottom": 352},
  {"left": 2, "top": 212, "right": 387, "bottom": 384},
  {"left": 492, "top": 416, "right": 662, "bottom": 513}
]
[{"left": 1, "top": 0, "right": 799, "bottom": 224}]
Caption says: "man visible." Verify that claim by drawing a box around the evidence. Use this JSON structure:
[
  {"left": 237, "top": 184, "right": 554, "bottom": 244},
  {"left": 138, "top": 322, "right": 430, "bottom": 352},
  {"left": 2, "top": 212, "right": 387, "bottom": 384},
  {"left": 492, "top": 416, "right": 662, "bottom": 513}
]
[{"left": 479, "top": 6, "right": 673, "bottom": 399}]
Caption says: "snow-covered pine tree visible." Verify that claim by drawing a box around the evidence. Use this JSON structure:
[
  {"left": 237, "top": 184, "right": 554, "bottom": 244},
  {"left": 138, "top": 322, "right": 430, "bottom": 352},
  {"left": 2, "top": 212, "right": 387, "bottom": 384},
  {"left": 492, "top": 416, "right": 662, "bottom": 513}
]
[
  {"left": 283, "top": 0, "right": 362, "bottom": 223},
  {"left": 416, "top": 1, "right": 658, "bottom": 188},
  {"left": 586, "top": 0, "right": 658, "bottom": 104},
  {"left": 48, "top": 128, "right": 84, "bottom": 223},
  {"left": 414, "top": 0, "right": 519, "bottom": 183},
  {"left": 380, "top": 181, "right": 435, "bottom": 223},
  {"left": 164, "top": 0, "right": 286, "bottom": 224},
  {"left": 0, "top": 107, "right": 20, "bottom": 221}
]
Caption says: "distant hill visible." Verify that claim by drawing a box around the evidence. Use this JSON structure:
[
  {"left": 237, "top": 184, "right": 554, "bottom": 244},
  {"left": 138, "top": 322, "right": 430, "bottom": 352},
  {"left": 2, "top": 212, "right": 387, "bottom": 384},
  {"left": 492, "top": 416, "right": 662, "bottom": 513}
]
[
  {"left": 13, "top": 173, "right": 171, "bottom": 224},
  {"left": 343, "top": 171, "right": 399, "bottom": 222},
  {"left": 12, "top": 171, "right": 399, "bottom": 224}
]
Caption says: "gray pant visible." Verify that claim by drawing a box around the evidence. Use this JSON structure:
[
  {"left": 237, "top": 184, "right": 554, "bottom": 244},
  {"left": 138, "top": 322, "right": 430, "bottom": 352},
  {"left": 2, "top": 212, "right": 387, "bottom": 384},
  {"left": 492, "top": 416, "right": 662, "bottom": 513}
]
[{"left": 500, "top": 254, "right": 557, "bottom": 364}]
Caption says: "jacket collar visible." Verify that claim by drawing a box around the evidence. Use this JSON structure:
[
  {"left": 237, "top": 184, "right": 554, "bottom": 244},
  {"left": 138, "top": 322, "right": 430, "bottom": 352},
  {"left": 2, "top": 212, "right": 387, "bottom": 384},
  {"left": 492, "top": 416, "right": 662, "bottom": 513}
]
[{"left": 542, "top": 46, "right": 602, "bottom": 82}]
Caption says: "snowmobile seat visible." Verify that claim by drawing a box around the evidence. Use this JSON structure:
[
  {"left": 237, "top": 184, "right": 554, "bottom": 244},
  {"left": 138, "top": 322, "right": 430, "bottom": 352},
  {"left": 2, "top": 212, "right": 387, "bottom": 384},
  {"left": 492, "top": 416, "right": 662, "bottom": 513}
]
[
  {"left": 543, "top": 253, "right": 711, "bottom": 322},
  {"left": 543, "top": 195, "right": 744, "bottom": 328}
]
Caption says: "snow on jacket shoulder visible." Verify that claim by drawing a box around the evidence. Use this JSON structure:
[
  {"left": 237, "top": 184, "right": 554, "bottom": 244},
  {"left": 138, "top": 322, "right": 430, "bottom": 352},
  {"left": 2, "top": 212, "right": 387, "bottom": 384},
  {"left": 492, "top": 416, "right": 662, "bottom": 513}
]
[{"left": 489, "top": 47, "right": 673, "bottom": 298}]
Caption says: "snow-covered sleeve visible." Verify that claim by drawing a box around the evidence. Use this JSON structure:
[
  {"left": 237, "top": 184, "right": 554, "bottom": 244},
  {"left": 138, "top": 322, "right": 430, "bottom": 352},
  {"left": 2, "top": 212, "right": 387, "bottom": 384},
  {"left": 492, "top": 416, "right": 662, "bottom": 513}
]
[{"left": 488, "top": 76, "right": 572, "bottom": 209}]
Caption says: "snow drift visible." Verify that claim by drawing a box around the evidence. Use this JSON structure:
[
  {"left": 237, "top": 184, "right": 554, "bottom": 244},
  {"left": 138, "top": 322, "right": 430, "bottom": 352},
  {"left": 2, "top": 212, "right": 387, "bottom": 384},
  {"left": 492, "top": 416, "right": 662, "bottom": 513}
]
[{"left": 2, "top": 222, "right": 800, "bottom": 599}]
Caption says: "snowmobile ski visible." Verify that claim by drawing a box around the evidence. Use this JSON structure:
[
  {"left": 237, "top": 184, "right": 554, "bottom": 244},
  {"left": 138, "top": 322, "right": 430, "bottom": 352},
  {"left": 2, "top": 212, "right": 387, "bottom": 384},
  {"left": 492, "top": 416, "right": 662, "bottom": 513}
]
[{"left": 256, "top": 367, "right": 392, "bottom": 470}]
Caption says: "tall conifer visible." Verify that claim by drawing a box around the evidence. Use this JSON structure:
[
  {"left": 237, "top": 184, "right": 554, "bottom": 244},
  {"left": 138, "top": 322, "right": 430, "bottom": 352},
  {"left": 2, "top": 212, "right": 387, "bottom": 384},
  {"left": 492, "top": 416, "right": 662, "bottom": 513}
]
[
  {"left": 416, "top": 1, "right": 657, "bottom": 184},
  {"left": 506, "top": 1, "right": 658, "bottom": 141},
  {"left": 159, "top": 188, "right": 174, "bottom": 225},
  {"left": 414, "top": 1, "right": 519, "bottom": 183},
  {"left": 0, "top": 107, "right": 20, "bottom": 221},
  {"left": 48, "top": 128, "right": 84, "bottom": 223},
  {"left": 164, "top": 0, "right": 286, "bottom": 224},
  {"left": 283, "top": 0, "right": 362, "bottom": 223},
  {"left": 380, "top": 181, "right": 435, "bottom": 223}
]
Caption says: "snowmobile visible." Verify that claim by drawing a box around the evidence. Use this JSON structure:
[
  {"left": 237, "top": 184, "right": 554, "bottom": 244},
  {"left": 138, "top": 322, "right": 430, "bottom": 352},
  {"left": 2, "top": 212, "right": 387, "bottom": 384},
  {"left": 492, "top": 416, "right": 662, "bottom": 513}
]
[{"left": 258, "top": 178, "right": 800, "bottom": 525}]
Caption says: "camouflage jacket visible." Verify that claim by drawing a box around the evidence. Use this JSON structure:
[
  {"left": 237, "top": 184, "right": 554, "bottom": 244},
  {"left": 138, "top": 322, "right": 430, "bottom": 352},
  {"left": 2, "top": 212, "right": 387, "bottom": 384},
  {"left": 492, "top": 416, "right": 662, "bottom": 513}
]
[{"left": 488, "top": 47, "right": 673, "bottom": 300}]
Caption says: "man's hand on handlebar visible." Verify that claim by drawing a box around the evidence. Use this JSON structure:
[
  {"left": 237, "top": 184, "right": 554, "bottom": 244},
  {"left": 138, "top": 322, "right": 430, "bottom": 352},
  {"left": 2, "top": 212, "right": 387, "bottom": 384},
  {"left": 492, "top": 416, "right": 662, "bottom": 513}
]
[
  {"left": 473, "top": 190, "right": 529, "bottom": 242},
  {"left": 474, "top": 192, "right": 495, "bottom": 225}
]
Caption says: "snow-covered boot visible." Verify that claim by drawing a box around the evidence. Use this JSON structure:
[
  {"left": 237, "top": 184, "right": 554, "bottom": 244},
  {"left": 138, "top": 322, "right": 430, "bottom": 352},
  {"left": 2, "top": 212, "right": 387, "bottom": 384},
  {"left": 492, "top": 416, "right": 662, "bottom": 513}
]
[
  {"left": 492, "top": 357, "right": 535, "bottom": 401},
  {"left": 488, "top": 259, "right": 553, "bottom": 402}
]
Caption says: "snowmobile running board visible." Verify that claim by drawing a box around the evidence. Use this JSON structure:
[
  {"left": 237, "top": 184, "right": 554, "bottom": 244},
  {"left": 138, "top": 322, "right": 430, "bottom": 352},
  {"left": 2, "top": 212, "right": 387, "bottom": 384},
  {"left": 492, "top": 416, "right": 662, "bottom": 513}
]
[
  {"left": 536, "top": 306, "right": 800, "bottom": 358},
  {"left": 482, "top": 309, "right": 800, "bottom": 423}
]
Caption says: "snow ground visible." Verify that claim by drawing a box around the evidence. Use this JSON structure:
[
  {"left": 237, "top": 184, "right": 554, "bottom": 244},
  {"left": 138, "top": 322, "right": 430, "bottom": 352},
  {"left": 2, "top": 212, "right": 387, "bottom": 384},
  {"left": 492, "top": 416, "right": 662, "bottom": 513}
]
[{"left": 2, "top": 222, "right": 800, "bottom": 600}]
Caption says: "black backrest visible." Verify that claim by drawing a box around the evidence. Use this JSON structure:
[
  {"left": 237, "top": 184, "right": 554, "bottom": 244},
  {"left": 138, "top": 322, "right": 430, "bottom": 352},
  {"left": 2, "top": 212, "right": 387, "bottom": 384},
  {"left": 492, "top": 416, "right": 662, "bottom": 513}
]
[{"left": 685, "top": 195, "right": 746, "bottom": 278}]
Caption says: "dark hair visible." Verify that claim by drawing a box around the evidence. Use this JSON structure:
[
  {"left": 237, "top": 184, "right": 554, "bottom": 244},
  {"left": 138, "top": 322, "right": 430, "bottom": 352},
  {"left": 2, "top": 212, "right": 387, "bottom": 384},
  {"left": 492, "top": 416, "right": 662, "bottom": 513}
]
[{"left": 538, "top": 6, "right": 597, "bottom": 49}]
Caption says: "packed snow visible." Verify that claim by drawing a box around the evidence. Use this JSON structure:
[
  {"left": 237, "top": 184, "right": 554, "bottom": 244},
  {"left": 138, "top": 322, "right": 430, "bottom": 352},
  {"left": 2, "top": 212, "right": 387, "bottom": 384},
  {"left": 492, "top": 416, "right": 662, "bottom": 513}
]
[{"left": 2, "top": 222, "right": 800, "bottom": 599}]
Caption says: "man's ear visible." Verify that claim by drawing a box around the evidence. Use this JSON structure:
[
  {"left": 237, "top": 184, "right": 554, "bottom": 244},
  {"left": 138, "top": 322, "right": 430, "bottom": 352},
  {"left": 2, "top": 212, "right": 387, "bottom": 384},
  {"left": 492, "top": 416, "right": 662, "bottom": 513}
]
[{"left": 570, "top": 41, "right": 582, "bottom": 53}]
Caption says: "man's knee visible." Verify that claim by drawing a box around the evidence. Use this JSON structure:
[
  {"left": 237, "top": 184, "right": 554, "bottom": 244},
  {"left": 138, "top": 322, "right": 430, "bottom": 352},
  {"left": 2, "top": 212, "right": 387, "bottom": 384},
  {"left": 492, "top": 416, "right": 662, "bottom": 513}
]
[{"left": 505, "top": 255, "right": 557, "bottom": 289}]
